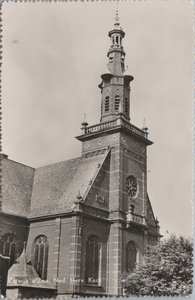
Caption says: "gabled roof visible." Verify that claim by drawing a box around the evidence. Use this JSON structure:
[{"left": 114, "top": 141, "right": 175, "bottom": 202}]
[
  {"left": 7, "top": 247, "right": 55, "bottom": 289},
  {"left": 1, "top": 158, "right": 35, "bottom": 217},
  {"left": 1, "top": 150, "right": 109, "bottom": 218},
  {"left": 29, "top": 150, "right": 109, "bottom": 218},
  {"left": 7, "top": 248, "right": 39, "bottom": 284},
  {"left": 146, "top": 193, "right": 157, "bottom": 227}
]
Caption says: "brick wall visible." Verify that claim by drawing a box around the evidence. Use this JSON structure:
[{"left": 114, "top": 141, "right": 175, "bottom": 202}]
[{"left": 27, "top": 218, "right": 58, "bottom": 283}]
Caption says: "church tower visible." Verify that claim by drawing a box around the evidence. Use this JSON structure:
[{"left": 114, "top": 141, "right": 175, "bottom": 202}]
[{"left": 76, "top": 11, "right": 160, "bottom": 296}]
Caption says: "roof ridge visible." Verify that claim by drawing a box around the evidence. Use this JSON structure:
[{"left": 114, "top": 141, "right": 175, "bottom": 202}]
[
  {"left": 35, "top": 156, "right": 81, "bottom": 169},
  {"left": 82, "top": 148, "right": 111, "bottom": 201},
  {"left": 2, "top": 158, "right": 35, "bottom": 170}
]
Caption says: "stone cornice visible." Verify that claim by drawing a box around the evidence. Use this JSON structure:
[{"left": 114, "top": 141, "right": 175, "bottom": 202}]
[{"left": 76, "top": 117, "right": 153, "bottom": 146}]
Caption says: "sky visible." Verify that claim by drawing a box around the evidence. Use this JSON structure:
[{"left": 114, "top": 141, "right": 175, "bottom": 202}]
[{"left": 1, "top": 0, "right": 193, "bottom": 238}]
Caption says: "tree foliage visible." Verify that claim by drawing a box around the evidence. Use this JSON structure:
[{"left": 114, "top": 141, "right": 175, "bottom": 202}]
[{"left": 122, "top": 235, "right": 193, "bottom": 296}]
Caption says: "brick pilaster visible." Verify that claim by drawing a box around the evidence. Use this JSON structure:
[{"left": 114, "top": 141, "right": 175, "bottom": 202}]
[
  {"left": 68, "top": 216, "right": 82, "bottom": 294},
  {"left": 107, "top": 222, "right": 122, "bottom": 296},
  {"left": 49, "top": 218, "right": 61, "bottom": 283}
]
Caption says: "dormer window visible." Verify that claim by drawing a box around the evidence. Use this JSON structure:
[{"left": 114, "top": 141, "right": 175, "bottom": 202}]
[
  {"left": 105, "top": 96, "right": 109, "bottom": 112},
  {"left": 115, "top": 95, "right": 120, "bottom": 111}
]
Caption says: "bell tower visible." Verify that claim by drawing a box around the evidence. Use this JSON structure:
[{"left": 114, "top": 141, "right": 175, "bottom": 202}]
[
  {"left": 99, "top": 11, "right": 134, "bottom": 122},
  {"left": 76, "top": 12, "right": 160, "bottom": 296}
]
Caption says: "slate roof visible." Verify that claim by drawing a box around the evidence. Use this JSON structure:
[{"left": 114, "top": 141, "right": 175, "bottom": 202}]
[
  {"left": 30, "top": 151, "right": 109, "bottom": 217},
  {"left": 1, "top": 150, "right": 109, "bottom": 218},
  {"left": 1, "top": 158, "right": 35, "bottom": 217}
]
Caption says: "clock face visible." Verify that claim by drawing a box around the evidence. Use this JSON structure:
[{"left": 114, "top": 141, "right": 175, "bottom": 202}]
[{"left": 126, "top": 175, "right": 138, "bottom": 198}]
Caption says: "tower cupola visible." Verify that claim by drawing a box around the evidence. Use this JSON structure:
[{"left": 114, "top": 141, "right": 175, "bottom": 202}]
[
  {"left": 99, "top": 11, "right": 134, "bottom": 123},
  {"left": 107, "top": 10, "right": 126, "bottom": 75}
]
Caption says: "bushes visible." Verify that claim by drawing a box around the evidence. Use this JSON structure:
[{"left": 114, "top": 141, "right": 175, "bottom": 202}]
[{"left": 122, "top": 235, "right": 193, "bottom": 296}]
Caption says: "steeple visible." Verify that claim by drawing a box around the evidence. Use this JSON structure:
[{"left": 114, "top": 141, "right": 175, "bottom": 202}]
[
  {"left": 77, "top": 11, "right": 151, "bottom": 148},
  {"left": 107, "top": 9, "right": 125, "bottom": 75},
  {"left": 99, "top": 11, "right": 134, "bottom": 122}
]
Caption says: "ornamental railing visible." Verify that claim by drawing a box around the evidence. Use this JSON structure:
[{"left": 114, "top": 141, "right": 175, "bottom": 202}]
[
  {"left": 82, "top": 117, "right": 148, "bottom": 140},
  {"left": 85, "top": 119, "right": 117, "bottom": 134},
  {"left": 126, "top": 211, "right": 146, "bottom": 226},
  {"left": 122, "top": 120, "right": 148, "bottom": 139},
  {"left": 131, "top": 213, "right": 144, "bottom": 224}
]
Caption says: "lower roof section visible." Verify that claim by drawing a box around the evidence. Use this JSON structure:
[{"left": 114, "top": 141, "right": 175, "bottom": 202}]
[{"left": 29, "top": 149, "right": 109, "bottom": 218}]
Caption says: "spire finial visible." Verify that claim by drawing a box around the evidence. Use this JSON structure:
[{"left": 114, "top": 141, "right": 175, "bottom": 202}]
[
  {"left": 114, "top": 0, "right": 120, "bottom": 25},
  {"left": 142, "top": 118, "right": 148, "bottom": 131},
  {"left": 81, "top": 113, "right": 88, "bottom": 127},
  {"left": 82, "top": 113, "right": 87, "bottom": 124},
  {"left": 81, "top": 113, "right": 88, "bottom": 134},
  {"left": 115, "top": 9, "right": 119, "bottom": 23},
  {"left": 23, "top": 241, "right": 26, "bottom": 251},
  {"left": 76, "top": 190, "right": 82, "bottom": 200}
]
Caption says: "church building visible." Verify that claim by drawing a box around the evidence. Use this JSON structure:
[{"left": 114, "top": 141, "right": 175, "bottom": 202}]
[{"left": 0, "top": 12, "right": 161, "bottom": 298}]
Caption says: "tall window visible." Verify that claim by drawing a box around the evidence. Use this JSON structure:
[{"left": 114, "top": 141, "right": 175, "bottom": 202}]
[
  {"left": 0, "top": 233, "right": 18, "bottom": 267},
  {"left": 125, "top": 97, "right": 129, "bottom": 114},
  {"left": 105, "top": 96, "right": 109, "bottom": 112},
  {"left": 115, "top": 95, "right": 120, "bottom": 111},
  {"left": 126, "top": 241, "right": 137, "bottom": 273},
  {"left": 32, "top": 235, "right": 49, "bottom": 280},
  {"left": 85, "top": 235, "right": 101, "bottom": 285}
]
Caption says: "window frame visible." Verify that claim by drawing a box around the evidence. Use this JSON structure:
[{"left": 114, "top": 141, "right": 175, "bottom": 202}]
[
  {"left": 104, "top": 96, "right": 110, "bottom": 112},
  {"left": 32, "top": 235, "right": 49, "bottom": 280},
  {"left": 115, "top": 95, "right": 120, "bottom": 111},
  {"left": 0, "top": 233, "right": 18, "bottom": 267},
  {"left": 126, "top": 240, "right": 138, "bottom": 273},
  {"left": 85, "top": 235, "right": 102, "bottom": 286}
]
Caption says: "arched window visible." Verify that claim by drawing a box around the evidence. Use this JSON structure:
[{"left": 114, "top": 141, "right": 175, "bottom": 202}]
[
  {"left": 126, "top": 241, "right": 138, "bottom": 273},
  {"left": 105, "top": 96, "right": 109, "bottom": 112},
  {"left": 32, "top": 235, "right": 49, "bottom": 280},
  {"left": 85, "top": 235, "right": 101, "bottom": 285},
  {"left": 0, "top": 233, "right": 18, "bottom": 267},
  {"left": 115, "top": 95, "right": 120, "bottom": 111}
]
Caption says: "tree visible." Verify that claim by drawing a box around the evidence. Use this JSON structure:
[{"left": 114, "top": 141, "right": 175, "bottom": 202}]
[{"left": 122, "top": 235, "right": 193, "bottom": 296}]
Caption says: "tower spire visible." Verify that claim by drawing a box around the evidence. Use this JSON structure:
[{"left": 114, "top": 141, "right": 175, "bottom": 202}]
[
  {"left": 114, "top": 0, "right": 120, "bottom": 27},
  {"left": 115, "top": 9, "right": 119, "bottom": 25},
  {"left": 98, "top": 12, "right": 134, "bottom": 123}
]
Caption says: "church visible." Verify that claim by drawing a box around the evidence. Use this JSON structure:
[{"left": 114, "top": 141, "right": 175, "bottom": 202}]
[{"left": 0, "top": 12, "right": 161, "bottom": 298}]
